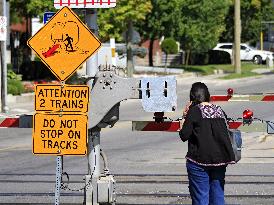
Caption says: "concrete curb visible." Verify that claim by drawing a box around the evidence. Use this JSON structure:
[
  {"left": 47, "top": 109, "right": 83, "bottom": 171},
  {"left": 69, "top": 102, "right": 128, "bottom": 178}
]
[
  {"left": 7, "top": 93, "right": 34, "bottom": 104},
  {"left": 135, "top": 66, "right": 184, "bottom": 74}
]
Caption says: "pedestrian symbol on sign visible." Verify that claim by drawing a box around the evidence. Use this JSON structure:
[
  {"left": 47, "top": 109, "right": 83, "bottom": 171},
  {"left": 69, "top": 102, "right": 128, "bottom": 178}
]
[{"left": 64, "top": 34, "right": 74, "bottom": 51}]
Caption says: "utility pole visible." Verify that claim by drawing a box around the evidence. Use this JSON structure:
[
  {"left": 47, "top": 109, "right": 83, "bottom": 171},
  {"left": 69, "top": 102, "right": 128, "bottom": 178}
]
[
  {"left": 126, "top": 20, "right": 134, "bottom": 77},
  {"left": 85, "top": 9, "right": 101, "bottom": 205},
  {"left": 234, "top": 0, "right": 241, "bottom": 74},
  {"left": 0, "top": 0, "right": 8, "bottom": 113}
]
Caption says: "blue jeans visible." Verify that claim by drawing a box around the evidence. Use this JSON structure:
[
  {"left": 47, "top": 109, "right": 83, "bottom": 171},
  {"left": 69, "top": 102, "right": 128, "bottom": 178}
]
[{"left": 186, "top": 160, "right": 226, "bottom": 205}]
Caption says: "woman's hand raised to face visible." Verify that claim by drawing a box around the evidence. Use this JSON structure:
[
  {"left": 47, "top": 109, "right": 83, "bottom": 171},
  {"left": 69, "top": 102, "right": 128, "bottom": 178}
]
[{"left": 183, "top": 101, "right": 192, "bottom": 118}]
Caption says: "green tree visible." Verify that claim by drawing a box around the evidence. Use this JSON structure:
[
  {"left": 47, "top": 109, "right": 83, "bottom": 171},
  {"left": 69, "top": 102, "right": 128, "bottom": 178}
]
[
  {"left": 98, "top": 0, "right": 151, "bottom": 77},
  {"left": 136, "top": 0, "right": 182, "bottom": 66},
  {"left": 10, "top": 0, "right": 55, "bottom": 23},
  {"left": 98, "top": 0, "right": 151, "bottom": 42},
  {"left": 220, "top": 0, "right": 274, "bottom": 46},
  {"left": 178, "top": 0, "right": 231, "bottom": 65},
  {"left": 161, "top": 37, "right": 178, "bottom": 68},
  {"left": 10, "top": 0, "right": 55, "bottom": 64}
]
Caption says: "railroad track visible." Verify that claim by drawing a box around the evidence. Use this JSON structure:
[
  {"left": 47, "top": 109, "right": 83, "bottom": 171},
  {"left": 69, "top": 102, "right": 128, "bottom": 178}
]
[{"left": 0, "top": 173, "right": 274, "bottom": 204}]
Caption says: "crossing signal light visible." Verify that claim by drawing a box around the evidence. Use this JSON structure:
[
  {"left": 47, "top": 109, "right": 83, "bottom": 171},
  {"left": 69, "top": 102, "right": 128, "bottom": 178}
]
[
  {"left": 227, "top": 88, "right": 234, "bottom": 96},
  {"left": 243, "top": 109, "right": 253, "bottom": 124},
  {"left": 243, "top": 109, "right": 253, "bottom": 119}
]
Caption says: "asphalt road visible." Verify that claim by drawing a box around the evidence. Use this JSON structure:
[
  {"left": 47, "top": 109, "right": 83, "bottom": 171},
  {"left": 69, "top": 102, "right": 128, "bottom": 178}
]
[{"left": 1, "top": 73, "right": 274, "bottom": 204}]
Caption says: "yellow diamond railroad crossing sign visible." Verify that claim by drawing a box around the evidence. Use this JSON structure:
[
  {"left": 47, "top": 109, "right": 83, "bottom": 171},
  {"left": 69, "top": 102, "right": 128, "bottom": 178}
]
[{"left": 27, "top": 6, "right": 101, "bottom": 81}]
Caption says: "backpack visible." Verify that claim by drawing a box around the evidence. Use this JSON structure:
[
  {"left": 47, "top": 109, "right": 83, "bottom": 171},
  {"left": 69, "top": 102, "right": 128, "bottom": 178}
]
[
  {"left": 227, "top": 129, "right": 242, "bottom": 163},
  {"left": 221, "top": 109, "right": 242, "bottom": 163}
]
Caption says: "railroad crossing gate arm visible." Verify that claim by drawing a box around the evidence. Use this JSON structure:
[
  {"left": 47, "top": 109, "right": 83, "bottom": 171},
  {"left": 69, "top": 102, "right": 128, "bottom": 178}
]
[
  {"left": 89, "top": 70, "right": 140, "bottom": 129},
  {"left": 210, "top": 91, "right": 274, "bottom": 134},
  {"left": 89, "top": 71, "right": 177, "bottom": 129},
  {"left": 133, "top": 89, "right": 274, "bottom": 133}
]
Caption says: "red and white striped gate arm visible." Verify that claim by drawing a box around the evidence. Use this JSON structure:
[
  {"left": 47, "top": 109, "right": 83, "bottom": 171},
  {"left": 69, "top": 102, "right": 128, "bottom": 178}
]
[
  {"left": 132, "top": 121, "right": 181, "bottom": 132},
  {"left": 0, "top": 116, "right": 19, "bottom": 128},
  {"left": 228, "top": 121, "right": 271, "bottom": 132},
  {"left": 0, "top": 115, "right": 33, "bottom": 128},
  {"left": 54, "top": 0, "right": 116, "bottom": 9},
  {"left": 210, "top": 93, "right": 274, "bottom": 102},
  {"left": 210, "top": 87, "right": 274, "bottom": 102},
  {"left": 132, "top": 120, "right": 273, "bottom": 133}
]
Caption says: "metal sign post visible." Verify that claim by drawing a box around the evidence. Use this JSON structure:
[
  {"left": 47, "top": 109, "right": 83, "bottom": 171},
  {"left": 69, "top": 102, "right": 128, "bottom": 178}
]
[
  {"left": 55, "top": 156, "right": 63, "bottom": 205},
  {"left": 0, "top": 0, "right": 8, "bottom": 113}
]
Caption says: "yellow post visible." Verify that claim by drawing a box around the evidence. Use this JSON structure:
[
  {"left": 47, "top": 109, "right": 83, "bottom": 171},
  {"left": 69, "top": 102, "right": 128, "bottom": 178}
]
[{"left": 260, "top": 31, "right": 264, "bottom": 50}]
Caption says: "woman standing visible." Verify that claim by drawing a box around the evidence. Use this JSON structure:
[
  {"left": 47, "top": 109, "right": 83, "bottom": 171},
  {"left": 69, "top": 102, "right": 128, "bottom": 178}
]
[{"left": 179, "top": 82, "right": 235, "bottom": 205}]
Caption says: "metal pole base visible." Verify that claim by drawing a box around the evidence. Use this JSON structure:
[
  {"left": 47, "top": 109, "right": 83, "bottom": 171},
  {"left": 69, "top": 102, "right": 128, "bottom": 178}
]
[
  {"left": 84, "top": 174, "right": 116, "bottom": 205},
  {"left": 84, "top": 175, "right": 94, "bottom": 205},
  {"left": 55, "top": 156, "right": 63, "bottom": 205}
]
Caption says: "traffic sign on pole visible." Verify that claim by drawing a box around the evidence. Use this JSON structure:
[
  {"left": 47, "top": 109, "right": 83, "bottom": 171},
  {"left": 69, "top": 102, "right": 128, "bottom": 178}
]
[
  {"left": 33, "top": 113, "right": 88, "bottom": 155},
  {"left": 43, "top": 12, "right": 55, "bottom": 24},
  {"left": 35, "top": 84, "right": 89, "bottom": 112},
  {"left": 28, "top": 6, "right": 101, "bottom": 81},
  {"left": 0, "top": 16, "right": 7, "bottom": 41},
  {"left": 54, "top": 0, "right": 116, "bottom": 9}
]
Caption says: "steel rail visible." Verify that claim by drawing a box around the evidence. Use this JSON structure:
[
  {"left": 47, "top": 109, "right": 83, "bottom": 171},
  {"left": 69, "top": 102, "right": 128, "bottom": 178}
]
[
  {"left": 1, "top": 173, "right": 274, "bottom": 177},
  {"left": 0, "top": 192, "right": 274, "bottom": 199},
  {"left": 1, "top": 179, "right": 274, "bottom": 185}
]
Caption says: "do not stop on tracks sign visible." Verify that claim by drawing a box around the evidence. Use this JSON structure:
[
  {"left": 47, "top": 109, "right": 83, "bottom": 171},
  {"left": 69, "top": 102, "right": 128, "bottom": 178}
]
[{"left": 33, "top": 113, "right": 88, "bottom": 155}]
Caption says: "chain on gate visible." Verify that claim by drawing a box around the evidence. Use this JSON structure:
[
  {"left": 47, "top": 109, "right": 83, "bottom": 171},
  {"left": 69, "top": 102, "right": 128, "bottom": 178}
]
[
  {"left": 167, "top": 116, "right": 274, "bottom": 128},
  {"left": 59, "top": 164, "right": 96, "bottom": 192},
  {"left": 60, "top": 171, "right": 93, "bottom": 192}
]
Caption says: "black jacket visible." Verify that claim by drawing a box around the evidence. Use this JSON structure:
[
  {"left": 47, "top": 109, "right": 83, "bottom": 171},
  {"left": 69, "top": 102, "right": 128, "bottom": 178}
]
[{"left": 179, "top": 104, "right": 235, "bottom": 166}]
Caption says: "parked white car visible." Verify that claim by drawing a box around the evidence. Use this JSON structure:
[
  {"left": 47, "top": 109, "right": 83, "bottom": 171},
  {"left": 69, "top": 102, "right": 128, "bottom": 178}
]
[{"left": 213, "top": 43, "right": 274, "bottom": 64}]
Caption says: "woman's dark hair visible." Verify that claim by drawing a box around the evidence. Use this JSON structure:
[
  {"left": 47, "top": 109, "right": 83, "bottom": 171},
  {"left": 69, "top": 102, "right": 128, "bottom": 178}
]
[{"left": 190, "top": 82, "right": 210, "bottom": 104}]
